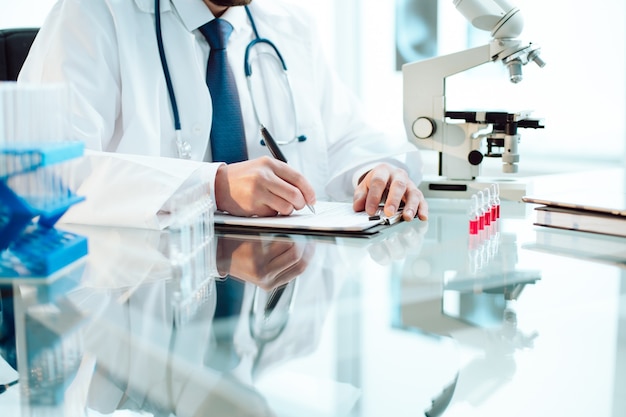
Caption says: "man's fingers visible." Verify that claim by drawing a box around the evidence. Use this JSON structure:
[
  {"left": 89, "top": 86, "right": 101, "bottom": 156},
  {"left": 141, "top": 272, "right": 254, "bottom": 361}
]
[
  {"left": 364, "top": 169, "right": 391, "bottom": 215},
  {"left": 382, "top": 172, "right": 409, "bottom": 217},
  {"left": 270, "top": 158, "right": 317, "bottom": 208},
  {"left": 216, "top": 157, "right": 317, "bottom": 217},
  {"left": 352, "top": 163, "right": 429, "bottom": 222}
]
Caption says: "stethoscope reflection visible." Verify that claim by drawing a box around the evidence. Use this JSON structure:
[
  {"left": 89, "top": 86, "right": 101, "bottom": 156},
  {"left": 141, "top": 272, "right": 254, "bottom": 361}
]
[
  {"left": 19, "top": 227, "right": 335, "bottom": 416},
  {"left": 248, "top": 278, "right": 298, "bottom": 377},
  {"left": 209, "top": 233, "right": 314, "bottom": 375}
]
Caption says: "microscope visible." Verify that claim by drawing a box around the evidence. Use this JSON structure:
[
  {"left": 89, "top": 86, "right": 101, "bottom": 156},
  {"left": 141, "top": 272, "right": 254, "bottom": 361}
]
[{"left": 403, "top": 0, "right": 546, "bottom": 201}]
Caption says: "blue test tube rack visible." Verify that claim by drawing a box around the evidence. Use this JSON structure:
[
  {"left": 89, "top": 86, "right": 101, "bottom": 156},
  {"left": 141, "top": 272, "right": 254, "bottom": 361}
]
[{"left": 0, "top": 141, "right": 88, "bottom": 278}]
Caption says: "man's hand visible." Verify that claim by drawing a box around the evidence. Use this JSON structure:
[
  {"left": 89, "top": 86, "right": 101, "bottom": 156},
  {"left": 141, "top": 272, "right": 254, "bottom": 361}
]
[
  {"left": 353, "top": 163, "right": 428, "bottom": 222},
  {"left": 214, "top": 156, "right": 316, "bottom": 217}
]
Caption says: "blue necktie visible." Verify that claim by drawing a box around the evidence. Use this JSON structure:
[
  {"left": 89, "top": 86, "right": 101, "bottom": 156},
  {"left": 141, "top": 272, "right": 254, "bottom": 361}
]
[
  {"left": 199, "top": 19, "right": 248, "bottom": 164},
  {"left": 205, "top": 277, "right": 245, "bottom": 372}
]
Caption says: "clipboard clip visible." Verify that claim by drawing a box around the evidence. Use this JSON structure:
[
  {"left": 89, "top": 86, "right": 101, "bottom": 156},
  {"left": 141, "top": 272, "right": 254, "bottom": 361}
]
[{"left": 369, "top": 208, "right": 403, "bottom": 225}]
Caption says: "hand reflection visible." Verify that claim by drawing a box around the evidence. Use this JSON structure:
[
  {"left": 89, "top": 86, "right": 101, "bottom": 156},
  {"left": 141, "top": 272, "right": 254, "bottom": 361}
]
[
  {"left": 216, "top": 235, "right": 316, "bottom": 291},
  {"left": 367, "top": 219, "right": 428, "bottom": 265}
]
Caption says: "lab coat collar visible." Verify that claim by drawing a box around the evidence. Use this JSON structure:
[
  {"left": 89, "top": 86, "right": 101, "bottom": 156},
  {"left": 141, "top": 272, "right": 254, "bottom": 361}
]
[
  {"left": 171, "top": 0, "right": 215, "bottom": 32},
  {"left": 175, "top": 0, "right": 294, "bottom": 34},
  {"left": 131, "top": 0, "right": 243, "bottom": 32},
  {"left": 213, "top": 5, "right": 248, "bottom": 35},
  {"left": 132, "top": 0, "right": 288, "bottom": 33},
  {"left": 133, "top": 0, "right": 292, "bottom": 17},
  {"left": 169, "top": 0, "right": 249, "bottom": 34},
  {"left": 132, "top": 0, "right": 212, "bottom": 32}
]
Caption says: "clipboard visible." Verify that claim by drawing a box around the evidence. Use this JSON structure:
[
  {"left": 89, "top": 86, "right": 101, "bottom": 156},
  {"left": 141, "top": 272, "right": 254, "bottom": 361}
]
[{"left": 213, "top": 201, "right": 404, "bottom": 237}]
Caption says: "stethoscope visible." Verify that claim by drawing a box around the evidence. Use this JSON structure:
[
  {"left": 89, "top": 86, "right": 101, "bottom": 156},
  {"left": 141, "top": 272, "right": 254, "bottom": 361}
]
[
  {"left": 154, "top": 1, "right": 306, "bottom": 159},
  {"left": 249, "top": 278, "right": 298, "bottom": 378}
]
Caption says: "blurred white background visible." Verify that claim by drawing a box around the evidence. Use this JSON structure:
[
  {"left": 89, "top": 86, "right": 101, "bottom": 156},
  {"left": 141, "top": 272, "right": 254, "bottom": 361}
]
[{"left": 3, "top": 0, "right": 624, "bottom": 172}]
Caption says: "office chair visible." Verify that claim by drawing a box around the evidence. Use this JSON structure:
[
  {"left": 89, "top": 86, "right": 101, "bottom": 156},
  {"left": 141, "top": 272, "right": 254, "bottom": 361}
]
[{"left": 0, "top": 28, "right": 39, "bottom": 81}]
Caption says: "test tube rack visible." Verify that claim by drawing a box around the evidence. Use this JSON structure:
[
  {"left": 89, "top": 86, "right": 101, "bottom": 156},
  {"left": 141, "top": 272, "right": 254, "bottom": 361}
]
[
  {"left": 167, "top": 183, "right": 215, "bottom": 327},
  {"left": 0, "top": 141, "right": 88, "bottom": 278}
]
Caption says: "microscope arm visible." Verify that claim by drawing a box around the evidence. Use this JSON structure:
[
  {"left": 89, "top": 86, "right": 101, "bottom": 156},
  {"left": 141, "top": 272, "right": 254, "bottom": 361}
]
[
  {"left": 400, "top": 0, "right": 545, "bottom": 193},
  {"left": 403, "top": 44, "right": 492, "bottom": 150}
]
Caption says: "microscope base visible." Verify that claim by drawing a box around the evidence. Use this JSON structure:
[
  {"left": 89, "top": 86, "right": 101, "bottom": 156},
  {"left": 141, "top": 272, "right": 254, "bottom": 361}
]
[{"left": 418, "top": 176, "right": 533, "bottom": 202}]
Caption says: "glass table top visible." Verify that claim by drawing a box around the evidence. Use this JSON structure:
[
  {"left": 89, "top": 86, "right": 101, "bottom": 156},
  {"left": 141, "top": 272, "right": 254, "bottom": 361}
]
[{"left": 1, "top": 196, "right": 625, "bottom": 417}]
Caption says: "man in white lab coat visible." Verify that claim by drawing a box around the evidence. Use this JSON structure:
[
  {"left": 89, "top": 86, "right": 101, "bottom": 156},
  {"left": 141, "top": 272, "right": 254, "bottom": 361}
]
[{"left": 19, "top": 0, "right": 428, "bottom": 228}]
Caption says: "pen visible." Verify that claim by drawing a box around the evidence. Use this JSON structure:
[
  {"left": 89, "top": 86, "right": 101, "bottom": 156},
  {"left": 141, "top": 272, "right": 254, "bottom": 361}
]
[
  {"left": 0, "top": 379, "right": 18, "bottom": 395},
  {"left": 260, "top": 125, "right": 316, "bottom": 214}
]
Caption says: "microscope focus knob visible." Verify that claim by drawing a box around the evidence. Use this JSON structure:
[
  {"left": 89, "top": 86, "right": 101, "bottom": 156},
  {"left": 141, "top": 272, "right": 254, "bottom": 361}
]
[
  {"left": 412, "top": 117, "right": 436, "bottom": 139},
  {"left": 468, "top": 150, "right": 484, "bottom": 165}
]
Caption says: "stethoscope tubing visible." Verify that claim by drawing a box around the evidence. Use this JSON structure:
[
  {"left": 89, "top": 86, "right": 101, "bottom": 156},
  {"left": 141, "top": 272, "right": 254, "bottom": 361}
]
[
  {"left": 155, "top": 0, "right": 181, "bottom": 131},
  {"left": 154, "top": 2, "right": 305, "bottom": 158}
]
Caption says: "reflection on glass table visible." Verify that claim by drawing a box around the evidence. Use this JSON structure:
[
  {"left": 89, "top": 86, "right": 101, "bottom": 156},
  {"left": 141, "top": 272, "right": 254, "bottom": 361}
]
[
  {"left": 1, "top": 225, "right": 352, "bottom": 416},
  {"left": 392, "top": 200, "right": 542, "bottom": 415},
  {"left": 0, "top": 194, "right": 624, "bottom": 417},
  {"left": 1, "top": 262, "right": 87, "bottom": 417},
  {"left": 392, "top": 198, "right": 625, "bottom": 417}
]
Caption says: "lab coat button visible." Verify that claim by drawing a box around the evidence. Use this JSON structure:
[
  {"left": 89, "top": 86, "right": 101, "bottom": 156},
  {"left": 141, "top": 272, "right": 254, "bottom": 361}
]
[{"left": 192, "top": 125, "right": 202, "bottom": 135}]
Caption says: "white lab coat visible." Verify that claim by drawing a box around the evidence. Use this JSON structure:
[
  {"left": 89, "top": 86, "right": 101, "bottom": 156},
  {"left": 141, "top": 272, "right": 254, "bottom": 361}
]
[{"left": 19, "top": 0, "right": 422, "bottom": 229}]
